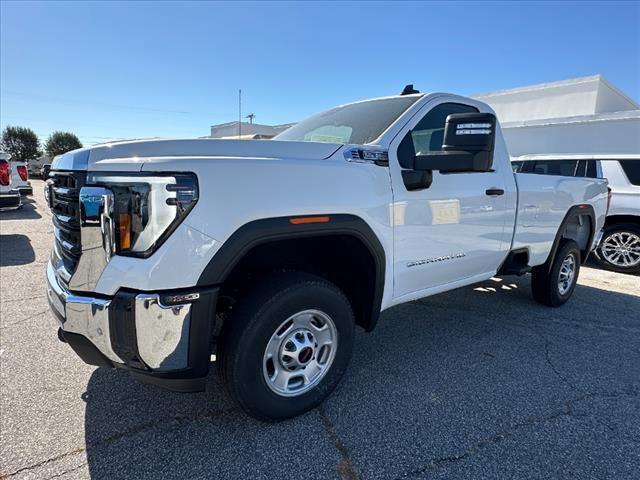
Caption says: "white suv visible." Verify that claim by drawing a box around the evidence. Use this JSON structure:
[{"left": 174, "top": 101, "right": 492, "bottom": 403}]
[{"left": 512, "top": 154, "right": 640, "bottom": 274}]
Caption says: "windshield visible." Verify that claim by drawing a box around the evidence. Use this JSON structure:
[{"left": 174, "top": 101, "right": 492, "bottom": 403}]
[{"left": 274, "top": 95, "right": 421, "bottom": 144}]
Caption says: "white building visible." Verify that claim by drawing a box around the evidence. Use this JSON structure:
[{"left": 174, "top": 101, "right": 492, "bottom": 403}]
[
  {"left": 473, "top": 75, "right": 640, "bottom": 156},
  {"left": 209, "top": 121, "right": 294, "bottom": 139},
  {"left": 205, "top": 75, "right": 639, "bottom": 155}
]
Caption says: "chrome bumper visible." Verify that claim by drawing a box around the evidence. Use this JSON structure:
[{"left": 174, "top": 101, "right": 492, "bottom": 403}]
[
  {"left": 0, "top": 190, "right": 21, "bottom": 210},
  {"left": 46, "top": 261, "right": 197, "bottom": 371}
]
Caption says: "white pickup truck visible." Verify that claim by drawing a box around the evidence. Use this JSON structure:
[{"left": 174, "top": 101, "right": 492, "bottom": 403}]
[{"left": 46, "top": 87, "right": 608, "bottom": 420}]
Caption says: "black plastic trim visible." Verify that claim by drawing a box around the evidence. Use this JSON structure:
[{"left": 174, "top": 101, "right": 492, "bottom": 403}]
[
  {"left": 402, "top": 170, "right": 433, "bottom": 191},
  {"left": 129, "top": 372, "right": 207, "bottom": 393},
  {"left": 109, "top": 293, "right": 148, "bottom": 370},
  {"left": 48, "top": 296, "right": 66, "bottom": 325},
  {"left": 197, "top": 214, "right": 386, "bottom": 331},
  {"left": 544, "top": 205, "right": 596, "bottom": 271},
  {"left": 61, "top": 331, "right": 114, "bottom": 368},
  {"left": 497, "top": 248, "right": 531, "bottom": 276}
]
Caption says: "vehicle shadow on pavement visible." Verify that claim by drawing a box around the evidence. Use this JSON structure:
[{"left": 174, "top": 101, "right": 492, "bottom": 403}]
[
  {"left": 82, "top": 366, "right": 342, "bottom": 479},
  {"left": 81, "top": 275, "right": 640, "bottom": 480},
  {"left": 0, "top": 233, "right": 36, "bottom": 266},
  {"left": 0, "top": 198, "right": 42, "bottom": 220}
]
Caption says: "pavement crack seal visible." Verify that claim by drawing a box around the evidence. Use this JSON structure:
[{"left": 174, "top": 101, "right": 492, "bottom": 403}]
[
  {"left": 0, "top": 447, "right": 86, "bottom": 479},
  {"left": 1, "top": 407, "right": 236, "bottom": 478},
  {"left": 540, "top": 333, "right": 584, "bottom": 393},
  {"left": 394, "top": 388, "right": 639, "bottom": 479},
  {"left": 317, "top": 406, "right": 360, "bottom": 480},
  {"left": 43, "top": 462, "right": 88, "bottom": 480},
  {"left": 0, "top": 295, "right": 46, "bottom": 304},
  {"left": 3, "top": 309, "right": 49, "bottom": 328},
  {"left": 394, "top": 403, "right": 571, "bottom": 479},
  {"left": 485, "top": 316, "right": 586, "bottom": 395}
]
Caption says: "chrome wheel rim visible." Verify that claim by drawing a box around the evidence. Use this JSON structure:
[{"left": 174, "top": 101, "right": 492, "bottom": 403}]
[
  {"left": 601, "top": 231, "right": 640, "bottom": 268},
  {"left": 262, "top": 309, "right": 338, "bottom": 397},
  {"left": 558, "top": 252, "right": 577, "bottom": 295}
]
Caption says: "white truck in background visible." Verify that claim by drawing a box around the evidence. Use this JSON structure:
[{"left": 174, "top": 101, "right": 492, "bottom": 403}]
[
  {"left": 0, "top": 151, "right": 22, "bottom": 210},
  {"left": 513, "top": 154, "right": 640, "bottom": 274},
  {"left": 46, "top": 86, "right": 608, "bottom": 420},
  {"left": 10, "top": 159, "right": 33, "bottom": 196}
]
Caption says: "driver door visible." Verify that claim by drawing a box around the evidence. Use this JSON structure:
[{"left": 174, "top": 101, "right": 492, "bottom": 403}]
[{"left": 389, "top": 100, "right": 511, "bottom": 300}]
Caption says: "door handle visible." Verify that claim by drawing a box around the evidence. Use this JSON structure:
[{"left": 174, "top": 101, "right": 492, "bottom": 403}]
[{"left": 485, "top": 188, "right": 505, "bottom": 196}]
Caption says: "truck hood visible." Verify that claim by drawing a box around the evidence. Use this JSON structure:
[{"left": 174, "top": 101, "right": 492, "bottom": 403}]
[{"left": 52, "top": 139, "right": 343, "bottom": 171}]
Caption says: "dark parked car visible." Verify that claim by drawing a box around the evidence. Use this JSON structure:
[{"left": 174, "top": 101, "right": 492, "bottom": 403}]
[{"left": 40, "top": 164, "right": 51, "bottom": 179}]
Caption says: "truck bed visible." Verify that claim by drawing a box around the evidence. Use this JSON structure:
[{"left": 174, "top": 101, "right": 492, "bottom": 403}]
[{"left": 512, "top": 172, "right": 609, "bottom": 266}]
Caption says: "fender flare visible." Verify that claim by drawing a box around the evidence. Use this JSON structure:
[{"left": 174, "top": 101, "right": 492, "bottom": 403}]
[
  {"left": 543, "top": 204, "right": 596, "bottom": 271},
  {"left": 197, "top": 214, "right": 386, "bottom": 331}
]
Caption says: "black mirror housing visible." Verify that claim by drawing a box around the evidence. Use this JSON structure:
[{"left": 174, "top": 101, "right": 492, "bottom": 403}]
[
  {"left": 412, "top": 112, "right": 497, "bottom": 173},
  {"left": 442, "top": 112, "right": 496, "bottom": 155}
]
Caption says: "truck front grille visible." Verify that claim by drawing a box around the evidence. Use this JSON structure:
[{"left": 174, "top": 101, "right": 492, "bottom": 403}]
[{"left": 49, "top": 171, "right": 86, "bottom": 275}]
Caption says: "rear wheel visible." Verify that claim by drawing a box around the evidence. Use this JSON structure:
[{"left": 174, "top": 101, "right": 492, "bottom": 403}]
[
  {"left": 595, "top": 223, "right": 640, "bottom": 274},
  {"left": 218, "top": 272, "right": 355, "bottom": 421},
  {"left": 531, "top": 240, "right": 581, "bottom": 307}
]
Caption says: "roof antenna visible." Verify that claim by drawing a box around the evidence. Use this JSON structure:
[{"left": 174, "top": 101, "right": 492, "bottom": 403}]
[{"left": 400, "top": 84, "right": 420, "bottom": 95}]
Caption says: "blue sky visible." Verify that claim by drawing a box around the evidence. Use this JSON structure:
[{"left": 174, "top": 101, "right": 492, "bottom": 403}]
[{"left": 1, "top": 1, "right": 639, "bottom": 145}]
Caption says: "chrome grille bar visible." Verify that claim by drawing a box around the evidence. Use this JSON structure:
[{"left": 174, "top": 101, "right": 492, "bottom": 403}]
[{"left": 48, "top": 171, "right": 86, "bottom": 279}]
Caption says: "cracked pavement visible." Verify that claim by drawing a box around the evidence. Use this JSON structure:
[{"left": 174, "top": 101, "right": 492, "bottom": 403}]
[{"left": 1, "top": 181, "right": 639, "bottom": 479}]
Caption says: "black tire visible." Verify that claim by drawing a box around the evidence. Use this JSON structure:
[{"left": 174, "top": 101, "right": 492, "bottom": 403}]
[
  {"left": 531, "top": 240, "right": 581, "bottom": 307},
  {"left": 218, "top": 272, "right": 355, "bottom": 421},
  {"left": 595, "top": 223, "right": 640, "bottom": 274}
]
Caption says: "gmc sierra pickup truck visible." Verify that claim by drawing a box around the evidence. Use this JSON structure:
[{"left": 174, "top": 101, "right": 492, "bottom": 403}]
[{"left": 46, "top": 87, "right": 608, "bottom": 420}]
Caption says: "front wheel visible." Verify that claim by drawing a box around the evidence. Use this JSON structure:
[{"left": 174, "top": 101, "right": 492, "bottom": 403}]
[
  {"left": 219, "top": 272, "right": 355, "bottom": 421},
  {"left": 595, "top": 223, "right": 640, "bottom": 274},
  {"left": 531, "top": 240, "right": 581, "bottom": 307}
]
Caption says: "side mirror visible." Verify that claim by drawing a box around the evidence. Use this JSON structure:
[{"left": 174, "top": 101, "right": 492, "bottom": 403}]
[{"left": 402, "top": 112, "right": 496, "bottom": 173}]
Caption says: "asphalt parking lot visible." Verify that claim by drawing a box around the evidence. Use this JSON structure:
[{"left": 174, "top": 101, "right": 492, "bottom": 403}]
[{"left": 1, "top": 180, "right": 639, "bottom": 480}]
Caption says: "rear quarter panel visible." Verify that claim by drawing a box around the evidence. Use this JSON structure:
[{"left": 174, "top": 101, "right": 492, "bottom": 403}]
[{"left": 513, "top": 173, "right": 608, "bottom": 266}]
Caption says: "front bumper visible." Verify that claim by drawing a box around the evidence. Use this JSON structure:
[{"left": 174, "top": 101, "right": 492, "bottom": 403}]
[
  {"left": 0, "top": 190, "right": 21, "bottom": 210},
  {"left": 46, "top": 261, "right": 218, "bottom": 392}
]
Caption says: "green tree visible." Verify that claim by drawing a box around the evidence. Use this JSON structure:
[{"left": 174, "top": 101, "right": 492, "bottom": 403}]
[
  {"left": 45, "top": 131, "right": 83, "bottom": 158},
  {"left": 1, "top": 126, "right": 42, "bottom": 162}
]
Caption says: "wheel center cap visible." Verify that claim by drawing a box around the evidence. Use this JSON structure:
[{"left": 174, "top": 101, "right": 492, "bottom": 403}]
[{"left": 298, "top": 347, "right": 313, "bottom": 364}]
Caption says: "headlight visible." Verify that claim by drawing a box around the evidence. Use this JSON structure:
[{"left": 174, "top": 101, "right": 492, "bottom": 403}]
[{"left": 86, "top": 172, "right": 198, "bottom": 257}]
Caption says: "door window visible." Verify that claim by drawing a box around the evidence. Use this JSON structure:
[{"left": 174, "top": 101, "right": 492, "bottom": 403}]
[
  {"left": 574, "top": 160, "right": 598, "bottom": 178},
  {"left": 530, "top": 160, "right": 579, "bottom": 176},
  {"left": 584, "top": 160, "right": 598, "bottom": 178},
  {"left": 521, "top": 159, "right": 599, "bottom": 178},
  {"left": 410, "top": 103, "right": 479, "bottom": 155},
  {"left": 619, "top": 160, "right": 640, "bottom": 185},
  {"left": 511, "top": 161, "right": 524, "bottom": 173}
]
